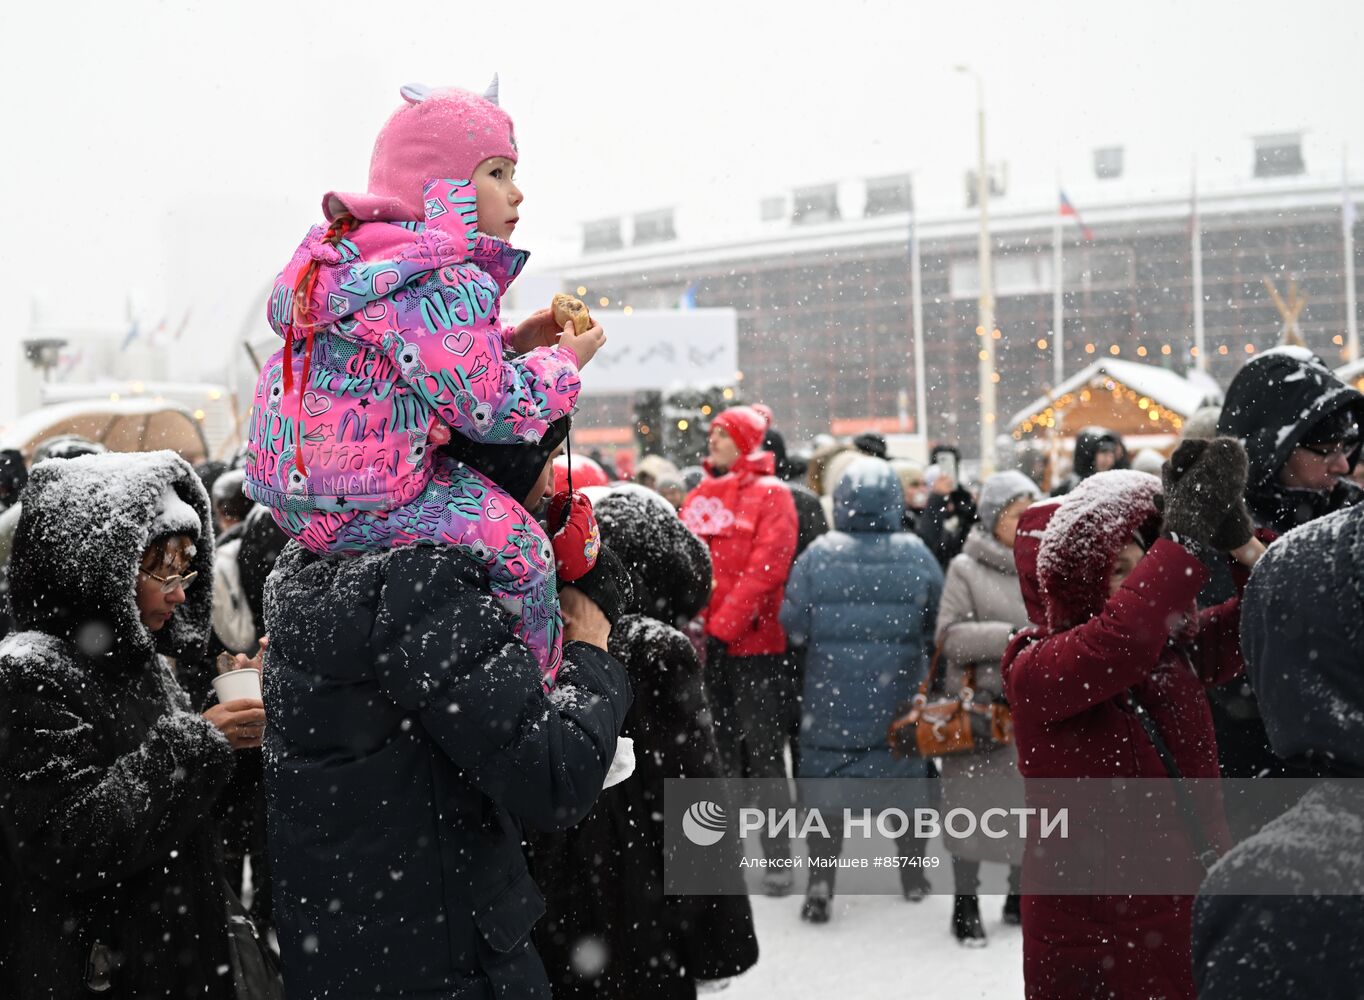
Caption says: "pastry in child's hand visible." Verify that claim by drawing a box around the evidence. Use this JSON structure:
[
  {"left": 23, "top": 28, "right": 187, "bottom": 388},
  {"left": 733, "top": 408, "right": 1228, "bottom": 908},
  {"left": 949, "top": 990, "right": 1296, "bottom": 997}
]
[{"left": 551, "top": 293, "right": 592, "bottom": 335}]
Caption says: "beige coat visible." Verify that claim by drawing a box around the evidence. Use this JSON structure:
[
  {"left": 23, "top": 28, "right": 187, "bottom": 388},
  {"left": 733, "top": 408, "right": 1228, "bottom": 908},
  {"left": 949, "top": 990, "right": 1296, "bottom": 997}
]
[{"left": 933, "top": 526, "right": 1028, "bottom": 864}]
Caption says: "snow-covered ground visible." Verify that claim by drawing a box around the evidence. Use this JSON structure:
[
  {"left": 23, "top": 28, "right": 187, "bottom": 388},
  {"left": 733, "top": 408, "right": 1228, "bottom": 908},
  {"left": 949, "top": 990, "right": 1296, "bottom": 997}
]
[{"left": 726, "top": 890, "right": 1024, "bottom": 997}]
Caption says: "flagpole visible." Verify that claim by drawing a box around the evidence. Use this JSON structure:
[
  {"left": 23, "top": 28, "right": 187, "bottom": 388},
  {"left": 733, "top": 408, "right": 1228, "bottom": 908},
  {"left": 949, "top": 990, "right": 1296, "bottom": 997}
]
[
  {"left": 1192, "top": 160, "right": 1206, "bottom": 372},
  {"left": 909, "top": 176, "right": 929, "bottom": 443},
  {"left": 1053, "top": 176, "right": 1065, "bottom": 389},
  {"left": 1344, "top": 147, "right": 1359, "bottom": 363}
]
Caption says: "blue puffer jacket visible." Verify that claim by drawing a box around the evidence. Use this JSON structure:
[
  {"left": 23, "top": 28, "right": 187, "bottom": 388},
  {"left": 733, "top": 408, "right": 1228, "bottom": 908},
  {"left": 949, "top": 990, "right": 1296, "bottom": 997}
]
[
  {"left": 263, "top": 541, "right": 631, "bottom": 1000},
  {"left": 781, "top": 459, "right": 943, "bottom": 784}
]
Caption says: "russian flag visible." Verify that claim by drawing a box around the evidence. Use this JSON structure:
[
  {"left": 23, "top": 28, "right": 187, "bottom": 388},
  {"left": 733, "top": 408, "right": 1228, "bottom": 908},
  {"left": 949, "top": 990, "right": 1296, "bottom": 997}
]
[{"left": 1059, "top": 190, "right": 1094, "bottom": 241}]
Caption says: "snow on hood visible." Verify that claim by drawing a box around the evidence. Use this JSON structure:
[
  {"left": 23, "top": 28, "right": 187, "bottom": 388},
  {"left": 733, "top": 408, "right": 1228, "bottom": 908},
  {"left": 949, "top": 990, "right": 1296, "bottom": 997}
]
[
  {"left": 1014, "top": 497, "right": 1064, "bottom": 626},
  {"left": 1036, "top": 471, "right": 1161, "bottom": 632},
  {"left": 7, "top": 450, "right": 215, "bottom": 667},
  {"left": 594, "top": 489, "right": 713, "bottom": 623},
  {"left": 1242, "top": 503, "right": 1364, "bottom": 770},
  {"left": 831, "top": 457, "right": 903, "bottom": 533}
]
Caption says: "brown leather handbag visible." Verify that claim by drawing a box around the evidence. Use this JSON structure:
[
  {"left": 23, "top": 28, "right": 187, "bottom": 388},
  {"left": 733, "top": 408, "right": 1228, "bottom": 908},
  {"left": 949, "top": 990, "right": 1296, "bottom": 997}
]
[{"left": 887, "top": 639, "right": 1013, "bottom": 759}]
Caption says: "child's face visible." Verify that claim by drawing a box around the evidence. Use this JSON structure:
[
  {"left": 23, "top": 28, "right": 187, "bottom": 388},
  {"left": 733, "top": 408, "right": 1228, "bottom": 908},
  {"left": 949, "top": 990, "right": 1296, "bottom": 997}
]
[
  {"left": 473, "top": 157, "right": 523, "bottom": 241},
  {"left": 1107, "top": 541, "right": 1146, "bottom": 597}
]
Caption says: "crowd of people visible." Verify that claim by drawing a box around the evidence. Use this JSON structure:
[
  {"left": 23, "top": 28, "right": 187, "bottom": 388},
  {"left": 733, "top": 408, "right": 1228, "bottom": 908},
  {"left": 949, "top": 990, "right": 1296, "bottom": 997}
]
[
  {"left": 1, "top": 73, "right": 1362, "bottom": 1000},
  {"left": 2, "top": 344, "right": 1364, "bottom": 998}
]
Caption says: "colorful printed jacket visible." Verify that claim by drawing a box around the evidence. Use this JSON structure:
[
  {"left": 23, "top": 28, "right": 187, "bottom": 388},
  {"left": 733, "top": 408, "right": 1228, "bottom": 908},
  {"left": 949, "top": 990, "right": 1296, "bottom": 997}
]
[{"left": 244, "top": 177, "right": 580, "bottom": 516}]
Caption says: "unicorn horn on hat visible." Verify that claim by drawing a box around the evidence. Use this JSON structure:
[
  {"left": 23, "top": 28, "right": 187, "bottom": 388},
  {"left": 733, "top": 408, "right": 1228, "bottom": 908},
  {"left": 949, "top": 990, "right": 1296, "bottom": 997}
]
[{"left": 484, "top": 74, "right": 500, "bottom": 105}]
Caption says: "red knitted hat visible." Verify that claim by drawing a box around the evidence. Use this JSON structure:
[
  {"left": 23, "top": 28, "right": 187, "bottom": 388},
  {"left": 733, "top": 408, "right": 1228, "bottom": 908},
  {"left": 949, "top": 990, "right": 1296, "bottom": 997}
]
[{"left": 711, "top": 406, "right": 767, "bottom": 457}]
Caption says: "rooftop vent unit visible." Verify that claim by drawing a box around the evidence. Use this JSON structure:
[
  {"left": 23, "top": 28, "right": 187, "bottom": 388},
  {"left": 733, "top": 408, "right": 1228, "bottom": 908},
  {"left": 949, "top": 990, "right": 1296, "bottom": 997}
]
[
  {"left": 1254, "top": 133, "right": 1305, "bottom": 178},
  {"left": 792, "top": 184, "right": 841, "bottom": 225},
  {"left": 632, "top": 209, "right": 676, "bottom": 246},
  {"left": 864, "top": 174, "right": 914, "bottom": 216},
  {"left": 582, "top": 217, "right": 623, "bottom": 254},
  {"left": 1094, "top": 146, "right": 1124, "bottom": 180}
]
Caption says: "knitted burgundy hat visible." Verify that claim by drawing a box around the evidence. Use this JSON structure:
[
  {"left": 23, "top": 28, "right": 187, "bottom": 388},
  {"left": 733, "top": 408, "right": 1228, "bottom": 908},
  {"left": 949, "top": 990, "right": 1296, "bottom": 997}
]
[{"left": 323, "top": 78, "right": 518, "bottom": 223}]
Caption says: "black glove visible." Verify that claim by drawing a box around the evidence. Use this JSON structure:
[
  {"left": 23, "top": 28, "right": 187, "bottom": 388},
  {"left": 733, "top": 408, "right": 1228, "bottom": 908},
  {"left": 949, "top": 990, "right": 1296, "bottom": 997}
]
[
  {"left": 1158, "top": 437, "right": 1250, "bottom": 550},
  {"left": 560, "top": 545, "right": 633, "bottom": 628},
  {"left": 1209, "top": 498, "right": 1254, "bottom": 552}
]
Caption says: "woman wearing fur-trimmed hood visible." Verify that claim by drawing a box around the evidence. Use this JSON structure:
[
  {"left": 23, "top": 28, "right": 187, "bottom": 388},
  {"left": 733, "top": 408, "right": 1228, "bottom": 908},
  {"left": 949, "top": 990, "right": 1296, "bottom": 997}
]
[{"left": 0, "top": 450, "right": 265, "bottom": 999}]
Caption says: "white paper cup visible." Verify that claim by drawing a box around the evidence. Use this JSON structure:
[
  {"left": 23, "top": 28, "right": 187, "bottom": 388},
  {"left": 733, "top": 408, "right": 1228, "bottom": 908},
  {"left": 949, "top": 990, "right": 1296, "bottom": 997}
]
[{"left": 213, "top": 668, "right": 262, "bottom": 704}]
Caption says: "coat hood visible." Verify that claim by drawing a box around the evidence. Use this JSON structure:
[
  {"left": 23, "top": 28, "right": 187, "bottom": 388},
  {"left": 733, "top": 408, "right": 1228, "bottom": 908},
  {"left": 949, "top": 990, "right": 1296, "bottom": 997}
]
[
  {"left": 1241, "top": 503, "right": 1364, "bottom": 771},
  {"left": 269, "top": 176, "right": 529, "bottom": 339},
  {"left": 1013, "top": 497, "right": 1064, "bottom": 626},
  {"left": 1217, "top": 346, "right": 1364, "bottom": 489},
  {"left": 8, "top": 450, "right": 215, "bottom": 666},
  {"left": 595, "top": 489, "right": 713, "bottom": 623},
  {"left": 831, "top": 457, "right": 904, "bottom": 533},
  {"left": 1036, "top": 471, "right": 1161, "bottom": 632}
]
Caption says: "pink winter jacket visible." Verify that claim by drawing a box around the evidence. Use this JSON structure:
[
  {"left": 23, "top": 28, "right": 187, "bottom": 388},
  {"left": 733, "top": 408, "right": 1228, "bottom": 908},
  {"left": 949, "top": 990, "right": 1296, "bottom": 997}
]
[{"left": 244, "top": 177, "right": 580, "bottom": 516}]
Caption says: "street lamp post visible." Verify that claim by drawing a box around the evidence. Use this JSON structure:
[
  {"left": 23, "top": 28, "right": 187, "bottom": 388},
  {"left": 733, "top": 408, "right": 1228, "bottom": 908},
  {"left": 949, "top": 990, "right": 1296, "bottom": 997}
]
[{"left": 957, "top": 65, "right": 996, "bottom": 476}]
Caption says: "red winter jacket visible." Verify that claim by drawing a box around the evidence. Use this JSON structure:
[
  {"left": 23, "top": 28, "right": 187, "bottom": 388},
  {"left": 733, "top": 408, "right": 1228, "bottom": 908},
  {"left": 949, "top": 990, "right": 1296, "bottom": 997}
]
[
  {"left": 1001, "top": 472, "right": 1245, "bottom": 1000},
  {"left": 680, "top": 451, "right": 798, "bottom": 656}
]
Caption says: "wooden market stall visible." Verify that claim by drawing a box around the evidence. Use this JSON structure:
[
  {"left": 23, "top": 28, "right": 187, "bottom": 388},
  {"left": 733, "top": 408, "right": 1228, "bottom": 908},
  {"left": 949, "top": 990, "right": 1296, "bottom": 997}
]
[{"left": 1008, "top": 359, "right": 1220, "bottom": 482}]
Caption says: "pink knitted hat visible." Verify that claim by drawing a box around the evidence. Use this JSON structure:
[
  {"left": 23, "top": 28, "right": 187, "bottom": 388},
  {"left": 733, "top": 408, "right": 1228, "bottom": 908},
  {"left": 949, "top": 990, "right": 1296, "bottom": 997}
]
[{"left": 323, "top": 77, "right": 518, "bottom": 223}]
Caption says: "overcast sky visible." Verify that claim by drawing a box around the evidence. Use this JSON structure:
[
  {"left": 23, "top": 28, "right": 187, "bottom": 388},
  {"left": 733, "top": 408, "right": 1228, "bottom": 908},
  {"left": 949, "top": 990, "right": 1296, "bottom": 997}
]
[{"left": 4, "top": 0, "right": 1364, "bottom": 393}]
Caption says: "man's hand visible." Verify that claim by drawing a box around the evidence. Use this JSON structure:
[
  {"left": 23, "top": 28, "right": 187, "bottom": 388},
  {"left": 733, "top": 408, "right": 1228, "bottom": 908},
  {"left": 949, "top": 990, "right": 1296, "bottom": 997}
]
[{"left": 561, "top": 585, "right": 611, "bottom": 649}]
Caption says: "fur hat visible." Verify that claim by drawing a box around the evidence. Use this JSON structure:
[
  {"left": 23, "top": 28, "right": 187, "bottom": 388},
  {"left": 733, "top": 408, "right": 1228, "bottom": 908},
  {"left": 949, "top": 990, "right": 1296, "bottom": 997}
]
[{"left": 323, "top": 79, "right": 517, "bottom": 223}]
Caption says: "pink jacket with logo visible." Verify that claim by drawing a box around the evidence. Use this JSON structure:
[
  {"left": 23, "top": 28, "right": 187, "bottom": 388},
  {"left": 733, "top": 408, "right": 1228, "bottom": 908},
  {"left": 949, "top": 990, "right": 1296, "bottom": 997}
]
[{"left": 244, "top": 177, "right": 580, "bottom": 516}]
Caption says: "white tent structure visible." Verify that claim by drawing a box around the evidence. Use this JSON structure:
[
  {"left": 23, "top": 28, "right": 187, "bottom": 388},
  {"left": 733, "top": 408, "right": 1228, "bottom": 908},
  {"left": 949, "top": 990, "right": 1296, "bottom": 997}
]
[{"left": 0, "top": 398, "right": 211, "bottom": 463}]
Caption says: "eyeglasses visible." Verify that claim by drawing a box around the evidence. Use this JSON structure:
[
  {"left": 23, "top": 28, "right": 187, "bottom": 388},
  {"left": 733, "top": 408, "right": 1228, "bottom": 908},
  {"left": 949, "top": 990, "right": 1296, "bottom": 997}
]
[
  {"left": 139, "top": 568, "right": 198, "bottom": 594},
  {"left": 1298, "top": 441, "right": 1358, "bottom": 460}
]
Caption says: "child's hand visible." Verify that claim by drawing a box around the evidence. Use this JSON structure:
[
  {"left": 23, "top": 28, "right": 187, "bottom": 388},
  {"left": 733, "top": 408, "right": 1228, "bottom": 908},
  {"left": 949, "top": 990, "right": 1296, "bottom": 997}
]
[
  {"left": 559, "top": 318, "right": 606, "bottom": 368},
  {"left": 511, "top": 309, "right": 564, "bottom": 353}
]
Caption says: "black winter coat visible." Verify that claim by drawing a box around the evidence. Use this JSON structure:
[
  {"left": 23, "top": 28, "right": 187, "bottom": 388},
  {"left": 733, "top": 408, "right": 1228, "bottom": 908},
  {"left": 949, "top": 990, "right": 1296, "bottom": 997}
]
[
  {"left": 531, "top": 492, "right": 758, "bottom": 999},
  {"left": 917, "top": 487, "right": 978, "bottom": 569},
  {"left": 788, "top": 481, "right": 829, "bottom": 560},
  {"left": 263, "top": 541, "right": 632, "bottom": 1000},
  {"left": 1194, "top": 504, "right": 1364, "bottom": 996},
  {"left": 0, "top": 451, "right": 235, "bottom": 1000},
  {"left": 1211, "top": 348, "right": 1364, "bottom": 785}
]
